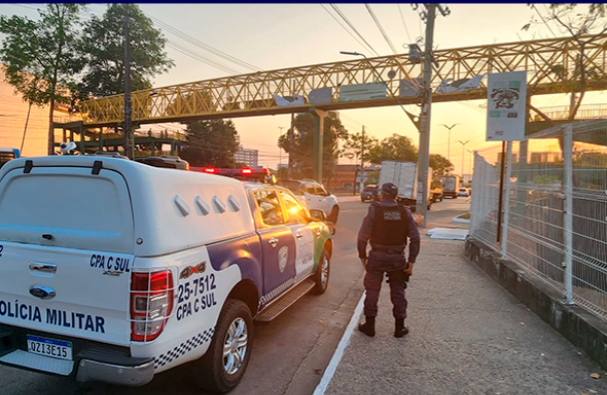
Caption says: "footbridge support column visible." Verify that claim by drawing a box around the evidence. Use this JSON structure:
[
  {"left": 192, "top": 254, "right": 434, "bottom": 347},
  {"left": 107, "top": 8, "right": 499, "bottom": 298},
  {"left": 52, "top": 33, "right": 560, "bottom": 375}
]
[{"left": 311, "top": 108, "right": 327, "bottom": 184}]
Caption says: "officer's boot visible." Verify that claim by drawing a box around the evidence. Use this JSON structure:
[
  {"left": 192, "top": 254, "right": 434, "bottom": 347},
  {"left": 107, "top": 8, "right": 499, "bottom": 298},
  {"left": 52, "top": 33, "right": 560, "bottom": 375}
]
[
  {"left": 394, "top": 318, "right": 409, "bottom": 338},
  {"left": 358, "top": 316, "right": 375, "bottom": 337}
]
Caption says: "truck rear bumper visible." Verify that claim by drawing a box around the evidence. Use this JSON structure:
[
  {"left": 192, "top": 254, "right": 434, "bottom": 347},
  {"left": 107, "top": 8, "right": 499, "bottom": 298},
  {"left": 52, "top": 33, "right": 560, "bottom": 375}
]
[
  {"left": 76, "top": 358, "right": 154, "bottom": 386},
  {"left": 0, "top": 323, "right": 154, "bottom": 387}
]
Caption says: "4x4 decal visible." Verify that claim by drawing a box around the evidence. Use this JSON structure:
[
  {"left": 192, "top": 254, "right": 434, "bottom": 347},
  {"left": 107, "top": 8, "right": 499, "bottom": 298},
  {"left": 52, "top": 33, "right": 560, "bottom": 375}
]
[{"left": 180, "top": 262, "right": 207, "bottom": 279}]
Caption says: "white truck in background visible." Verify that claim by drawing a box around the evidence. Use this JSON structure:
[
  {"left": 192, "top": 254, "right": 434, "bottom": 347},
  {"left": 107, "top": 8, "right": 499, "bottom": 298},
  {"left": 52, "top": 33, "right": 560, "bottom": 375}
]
[
  {"left": 378, "top": 160, "right": 433, "bottom": 212},
  {"left": 442, "top": 175, "right": 461, "bottom": 199}
]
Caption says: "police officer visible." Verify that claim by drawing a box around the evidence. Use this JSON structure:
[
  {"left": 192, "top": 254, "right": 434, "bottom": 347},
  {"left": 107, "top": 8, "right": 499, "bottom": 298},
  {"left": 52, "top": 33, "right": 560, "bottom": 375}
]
[{"left": 357, "top": 182, "right": 420, "bottom": 337}]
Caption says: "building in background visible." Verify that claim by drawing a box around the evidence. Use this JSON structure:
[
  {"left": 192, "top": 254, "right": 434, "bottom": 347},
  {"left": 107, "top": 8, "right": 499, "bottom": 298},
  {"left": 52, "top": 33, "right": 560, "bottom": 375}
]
[
  {"left": 234, "top": 145, "right": 259, "bottom": 168},
  {"left": 326, "top": 164, "right": 380, "bottom": 191},
  {"left": 0, "top": 66, "right": 70, "bottom": 157}
]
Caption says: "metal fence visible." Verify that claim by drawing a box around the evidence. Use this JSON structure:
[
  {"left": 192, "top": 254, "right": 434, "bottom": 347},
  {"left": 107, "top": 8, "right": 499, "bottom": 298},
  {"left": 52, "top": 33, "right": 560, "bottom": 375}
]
[{"left": 470, "top": 120, "right": 607, "bottom": 319}]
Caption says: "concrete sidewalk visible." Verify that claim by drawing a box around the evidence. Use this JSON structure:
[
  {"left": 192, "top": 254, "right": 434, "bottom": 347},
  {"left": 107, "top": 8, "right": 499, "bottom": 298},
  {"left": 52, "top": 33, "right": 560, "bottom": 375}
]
[{"left": 319, "top": 239, "right": 607, "bottom": 395}]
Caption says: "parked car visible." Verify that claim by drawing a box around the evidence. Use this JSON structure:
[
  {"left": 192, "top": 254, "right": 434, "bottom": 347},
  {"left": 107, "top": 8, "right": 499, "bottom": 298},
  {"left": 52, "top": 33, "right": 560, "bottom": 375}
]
[
  {"left": 360, "top": 184, "right": 379, "bottom": 202},
  {"left": 458, "top": 188, "right": 470, "bottom": 197},
  {"left": 276, "top": 179, "right": 340, "bottom": 224}
]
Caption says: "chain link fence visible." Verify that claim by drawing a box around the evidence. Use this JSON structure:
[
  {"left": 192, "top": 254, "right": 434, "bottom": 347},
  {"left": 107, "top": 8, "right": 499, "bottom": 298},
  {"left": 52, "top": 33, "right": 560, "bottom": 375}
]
[{"left": 470, "top": 120, "right": 607, "bottom": 319}]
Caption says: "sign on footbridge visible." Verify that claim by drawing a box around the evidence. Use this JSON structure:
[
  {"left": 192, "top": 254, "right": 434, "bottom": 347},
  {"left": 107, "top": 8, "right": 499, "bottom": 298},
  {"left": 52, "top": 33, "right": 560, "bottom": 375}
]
[{"left": 78, "top": 34, "right": 607, "bottom": 180}]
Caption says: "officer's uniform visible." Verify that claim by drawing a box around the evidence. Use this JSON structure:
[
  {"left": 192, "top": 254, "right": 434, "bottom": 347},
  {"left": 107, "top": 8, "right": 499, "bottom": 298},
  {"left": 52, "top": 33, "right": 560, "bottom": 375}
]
[{"left": 357, "top": 182, "right": 420, "bottom": 337}]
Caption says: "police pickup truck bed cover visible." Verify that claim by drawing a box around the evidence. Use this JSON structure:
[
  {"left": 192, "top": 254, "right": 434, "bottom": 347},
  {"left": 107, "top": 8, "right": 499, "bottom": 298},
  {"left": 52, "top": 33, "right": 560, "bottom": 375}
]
[{"left": 0, "top": 156, "right": 333, "bottom": 392}]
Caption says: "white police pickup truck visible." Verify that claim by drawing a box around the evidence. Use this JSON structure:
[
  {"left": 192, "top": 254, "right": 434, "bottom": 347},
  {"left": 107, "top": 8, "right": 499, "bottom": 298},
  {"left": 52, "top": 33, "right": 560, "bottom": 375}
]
[{"left": 0, "top": 155, "right": 333, "bottom": 393}]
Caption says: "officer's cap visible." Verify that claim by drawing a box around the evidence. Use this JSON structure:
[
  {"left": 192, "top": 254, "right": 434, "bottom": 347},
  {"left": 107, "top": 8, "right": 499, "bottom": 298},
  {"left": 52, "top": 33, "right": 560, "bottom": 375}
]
[{"left": 380, "top": 182, "right": 398, "bottom": 198}]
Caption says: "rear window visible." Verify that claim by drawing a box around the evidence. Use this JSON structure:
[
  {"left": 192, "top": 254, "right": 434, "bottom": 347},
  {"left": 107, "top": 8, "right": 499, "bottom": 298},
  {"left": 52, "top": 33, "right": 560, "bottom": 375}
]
[
  {"left": 0, "top": 175, "right": 122, "bottom": 232},
  {"left": 0, "top": 168, "right": 134, "bottom": 253}
]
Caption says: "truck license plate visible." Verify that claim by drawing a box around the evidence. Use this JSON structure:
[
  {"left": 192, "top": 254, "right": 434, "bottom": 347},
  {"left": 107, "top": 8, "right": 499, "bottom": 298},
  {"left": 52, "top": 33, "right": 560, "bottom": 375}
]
[{"left": 27, "top": 335, "right": 72, "bottom": 360}]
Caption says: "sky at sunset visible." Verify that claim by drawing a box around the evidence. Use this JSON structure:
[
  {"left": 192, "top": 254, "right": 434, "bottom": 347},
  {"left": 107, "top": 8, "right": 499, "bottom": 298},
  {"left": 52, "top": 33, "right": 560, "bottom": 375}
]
[{"left": 2, "top": 3, "right": 606, "bottom": 171}]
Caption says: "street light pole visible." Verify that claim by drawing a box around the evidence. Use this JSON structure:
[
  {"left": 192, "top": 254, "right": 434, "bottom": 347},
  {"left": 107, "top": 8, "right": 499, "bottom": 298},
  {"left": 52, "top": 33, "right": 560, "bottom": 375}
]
[
  {"left": 467, "top": 148, "right": 474, "bottom": 182},
  {"left": 458, "top": 140, "right": 470, "bottom": 182},
  {"left": 440, "top": 123, "right": 460, "bottom": 163}
]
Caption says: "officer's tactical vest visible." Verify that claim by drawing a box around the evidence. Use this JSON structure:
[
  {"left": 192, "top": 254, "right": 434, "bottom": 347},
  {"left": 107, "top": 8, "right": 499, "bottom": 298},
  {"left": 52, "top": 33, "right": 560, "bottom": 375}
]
[{"left": 370, "top": 203, "right": 409, "bottom": 246}]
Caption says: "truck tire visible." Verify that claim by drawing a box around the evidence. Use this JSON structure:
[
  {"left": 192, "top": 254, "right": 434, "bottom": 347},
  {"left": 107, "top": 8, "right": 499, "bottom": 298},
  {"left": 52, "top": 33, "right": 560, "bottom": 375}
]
[
  {"left": 195, "top": 299, "right": 253, "bottom": 393},
  {"left": 312, "top": 248, "right": 330, "bottom": 294},
  {"left": 327, "top": 206, "right": 339, "bottom": 224}
]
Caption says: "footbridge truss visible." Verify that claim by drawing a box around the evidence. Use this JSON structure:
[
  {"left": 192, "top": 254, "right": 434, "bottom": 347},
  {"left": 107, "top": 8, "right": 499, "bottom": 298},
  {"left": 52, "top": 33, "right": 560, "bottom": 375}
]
[{"left": 79, "top": 34, "right": 607, "bottom": 127}]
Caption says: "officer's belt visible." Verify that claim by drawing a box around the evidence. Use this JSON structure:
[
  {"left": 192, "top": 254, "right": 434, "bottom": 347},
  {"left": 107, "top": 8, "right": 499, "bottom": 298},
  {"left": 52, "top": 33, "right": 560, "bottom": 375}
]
[{"left": 370, "top": 243, "right": 406, "bottom": 254}]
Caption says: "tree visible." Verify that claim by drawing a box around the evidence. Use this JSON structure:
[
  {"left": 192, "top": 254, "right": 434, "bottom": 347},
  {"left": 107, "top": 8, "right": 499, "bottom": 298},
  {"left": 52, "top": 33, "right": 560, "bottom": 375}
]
[
  {"left": 366, "top": 134, "right": 418, "bottom": 165},
  {"left": 429, "top": 153, "right": 454, "bottom": 177},
  {"left": 278, "top": 112, "right": 349, "bottom": 181},
  {"left": 524, "top": 4, "right": 607, "bottom": 122},
  {"left": 77, "top": 4, "right": 174, "bottom": 99},
  {"left": 341, "top": 131, "right": 379, "bottom": 165},
  {"left": 180, "top": 120, "right": 240, "bottom": 167},
  {"left": 0, "top": 4, "right": 85, "bottom": 155}
]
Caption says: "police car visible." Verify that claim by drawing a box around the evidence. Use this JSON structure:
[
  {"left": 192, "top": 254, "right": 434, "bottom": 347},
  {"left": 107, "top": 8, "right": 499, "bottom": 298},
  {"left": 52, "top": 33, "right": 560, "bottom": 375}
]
[{"left": 0, "top": 155, "right": 334, "bottom": 393}]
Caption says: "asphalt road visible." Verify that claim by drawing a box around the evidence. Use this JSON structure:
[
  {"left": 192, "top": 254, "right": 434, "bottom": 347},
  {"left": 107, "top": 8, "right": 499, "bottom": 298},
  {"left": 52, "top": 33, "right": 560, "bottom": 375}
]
[{"left": 0, "top": 197, "right": 381, "bottom": 395}]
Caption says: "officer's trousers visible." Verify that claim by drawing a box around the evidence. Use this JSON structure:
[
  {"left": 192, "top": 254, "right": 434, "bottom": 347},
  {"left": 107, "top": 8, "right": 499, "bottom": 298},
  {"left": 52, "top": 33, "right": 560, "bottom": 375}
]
[{"left": 363, "top": 264, "right": 407, "bottom": 319}]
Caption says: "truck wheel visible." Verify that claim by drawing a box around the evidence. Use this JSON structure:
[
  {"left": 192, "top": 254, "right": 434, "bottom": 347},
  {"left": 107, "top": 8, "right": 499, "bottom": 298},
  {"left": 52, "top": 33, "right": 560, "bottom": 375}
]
[
  {"left": 313, "top": 248, "right": 330, "bottom": 294},
  {"left": 195, "top": 299, "right": 253, "bottom": 393},
  {"left": 327, "top": 206, "right": 339, "bottom": 224}
]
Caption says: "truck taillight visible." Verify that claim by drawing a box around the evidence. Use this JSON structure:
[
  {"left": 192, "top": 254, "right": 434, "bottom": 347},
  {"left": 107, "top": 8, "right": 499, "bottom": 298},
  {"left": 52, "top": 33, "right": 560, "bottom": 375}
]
[{"left": 130, "top": 270, "right": 174, "bottom": 342}]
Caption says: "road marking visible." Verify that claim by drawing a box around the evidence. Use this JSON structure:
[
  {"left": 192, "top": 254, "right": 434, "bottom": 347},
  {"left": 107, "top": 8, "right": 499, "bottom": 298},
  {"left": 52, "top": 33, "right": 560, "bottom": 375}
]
[
  {"left": 313, "top": 293, "right": 365, "bottom": 395},
  {"left": 340, "top": 209, "right": 354, "bottom": 213}
]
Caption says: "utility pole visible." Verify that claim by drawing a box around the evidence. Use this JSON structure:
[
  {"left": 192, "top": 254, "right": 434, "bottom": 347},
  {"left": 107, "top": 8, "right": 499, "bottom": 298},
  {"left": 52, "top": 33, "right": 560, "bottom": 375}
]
[
  {"left": 414, "top": 3, "right": 449, "bottom": 227},
  {"left": 359, "top": 126, "right": 365, "bottom": 194},
  {"left": 123, "top": 3, "right": 133, "bottom": 159}
]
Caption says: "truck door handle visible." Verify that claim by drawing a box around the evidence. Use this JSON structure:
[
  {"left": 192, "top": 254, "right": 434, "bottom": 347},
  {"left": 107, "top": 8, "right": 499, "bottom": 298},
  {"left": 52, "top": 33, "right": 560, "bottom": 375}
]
[
  {"left": 296, "top": 233, "right": 303, "bottom": 239},
  {"left": 268, "top": 237, "right": 278, "bottom": 247},
  {"left": 29, "top": 262, "right": 57, "bottom": 274}
]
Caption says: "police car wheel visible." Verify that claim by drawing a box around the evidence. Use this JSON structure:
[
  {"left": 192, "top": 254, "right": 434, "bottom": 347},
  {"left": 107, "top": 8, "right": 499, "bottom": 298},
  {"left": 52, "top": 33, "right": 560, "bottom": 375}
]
[
  {"left": 313, "top": 248, "right": 330, "bottom": 294},
  {"left": 196, "top": 299, "right": 253, "bottom": 393}
]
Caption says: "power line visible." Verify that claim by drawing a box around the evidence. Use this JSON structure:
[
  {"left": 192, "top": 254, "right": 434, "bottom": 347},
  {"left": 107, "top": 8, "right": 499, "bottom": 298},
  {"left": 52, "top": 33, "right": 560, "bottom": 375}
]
[
  {"left": 319, "top": 4, "right": 375, "bottom": 55},
  {"left": 538, "top": 4, "right": 558, "bottom": 37},
  {"left": 397, "top": 4, "right": 413, "bottom": 43},
  {"left": 82, "top": 5, "right": 252, "bottom": 76},
  {"left": 365, "top": 4, "right": 398, "bottom": 55},
  {"left": 330, "top": 4, "right": 381, "bottom": 57},
  {"left": 167, "top": 42, "right": 240, "bottom": 75},
  {"left": 146, "top": 14, "right": 262, "bottom": 72}
]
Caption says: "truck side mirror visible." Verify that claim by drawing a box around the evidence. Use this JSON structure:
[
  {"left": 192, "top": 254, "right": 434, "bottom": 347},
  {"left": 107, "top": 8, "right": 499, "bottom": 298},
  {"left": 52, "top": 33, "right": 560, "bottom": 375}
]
[{"left": 309, "top": 209, "right": 326, "bottom": 222}]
